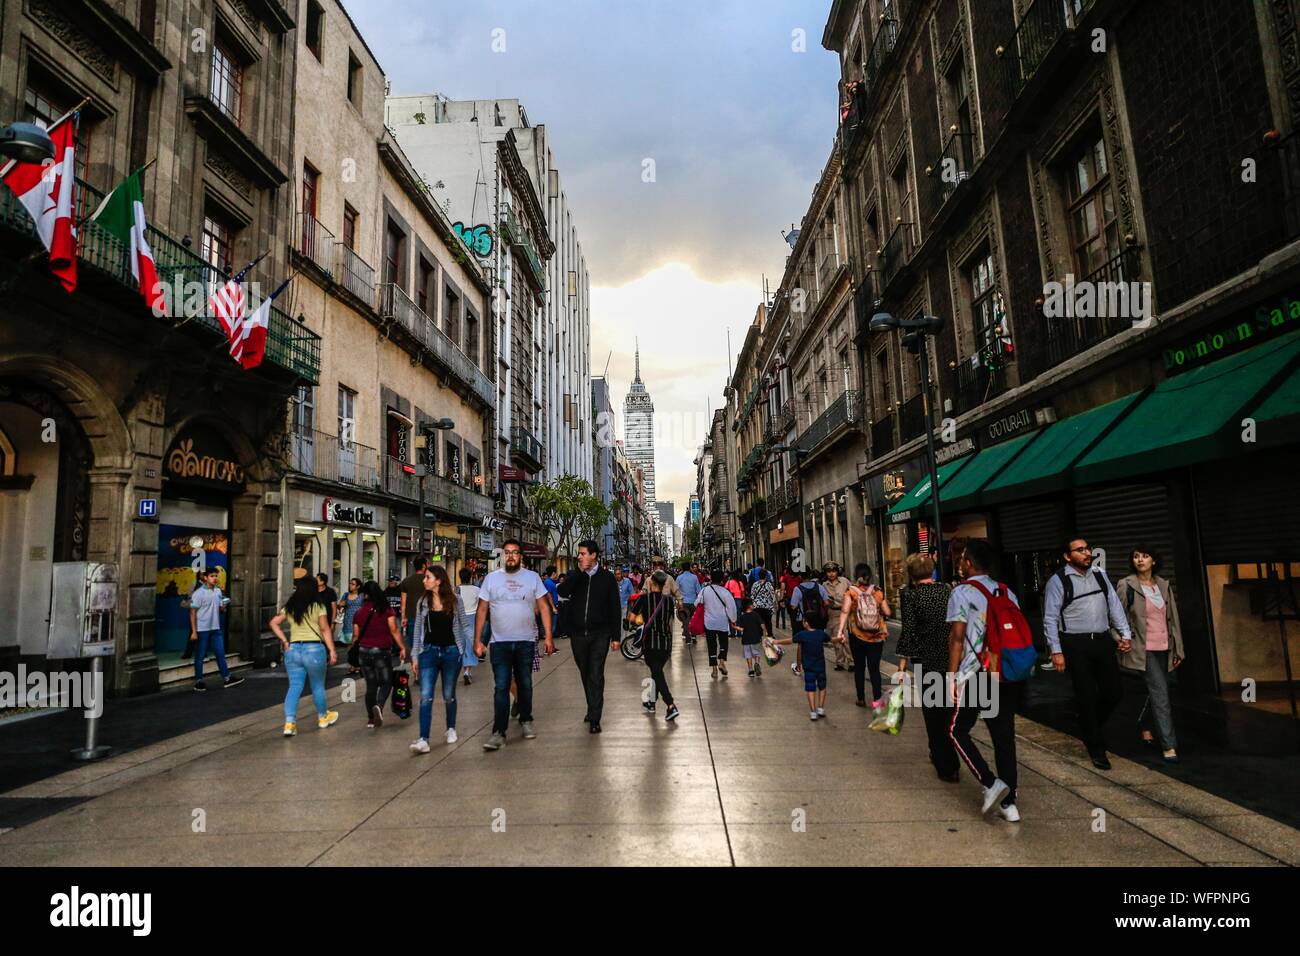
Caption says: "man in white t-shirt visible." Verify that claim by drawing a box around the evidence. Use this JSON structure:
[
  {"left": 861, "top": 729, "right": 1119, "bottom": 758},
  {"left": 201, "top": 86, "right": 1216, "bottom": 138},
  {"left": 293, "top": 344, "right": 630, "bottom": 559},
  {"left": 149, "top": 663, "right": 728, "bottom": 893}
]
[
  {"left": 945, "top": 539, "right": 1024, "bottom": 823},
  {"left": 474, "top": 539, "right": 553, "bottom": 750}
]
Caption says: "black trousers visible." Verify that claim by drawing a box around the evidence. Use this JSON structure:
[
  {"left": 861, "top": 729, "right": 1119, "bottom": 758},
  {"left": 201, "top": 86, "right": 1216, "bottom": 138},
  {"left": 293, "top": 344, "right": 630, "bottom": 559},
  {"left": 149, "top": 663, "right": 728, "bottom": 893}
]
[
  {"left": 570, "top": 631, "right": 612, "bottom": 724},
  {"left": 1060, "top": 632, "right": 1124, "bottom": 752},
  {"left": 950, "top": 679, "right": 1025, "bottom": 802},
  {"left": 645, "top": 647, "right": 674, "bottom": 706},
  {"left": 849, "top": 637, "right": 885, "bottom": 702},
  {"left": 705, "top": 629, "right": 729, "bottom": 665},
  {"left": 756, "top": 608, "right": 773, "bottom": 637},
  {"left": 359, "top": 647, "right": 394, "bottom": 714},
  {"left": 775, "top": 599, "right": 788, "bottom": 628},
  {"left": 920, "top": 696, "right": 960, "bottom": 778}
]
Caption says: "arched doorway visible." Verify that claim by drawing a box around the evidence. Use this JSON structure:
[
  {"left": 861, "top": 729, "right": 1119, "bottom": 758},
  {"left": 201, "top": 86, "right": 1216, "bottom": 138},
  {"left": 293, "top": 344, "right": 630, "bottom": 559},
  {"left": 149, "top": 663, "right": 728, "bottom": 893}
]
[{"left": 0, "top": 378, "right": 92, "bottom": 663}]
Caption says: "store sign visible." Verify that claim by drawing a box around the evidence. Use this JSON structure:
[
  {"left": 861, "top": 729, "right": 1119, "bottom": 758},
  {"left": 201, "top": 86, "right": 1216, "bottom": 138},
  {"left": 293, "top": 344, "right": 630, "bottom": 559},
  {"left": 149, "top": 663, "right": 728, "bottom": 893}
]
[
  {"left": 321, "top": 496, "right": 376, "bottom": 527},
  {"left": 882, "top": 470, "right": 906, "bottom": 503},
  {"left": 448, "top": 445, "right": 461, "bottom": 484},
  {"left": 935, "top": 436, "right": 975, "bottom": 464},
  {"left": 477, "top": 531, "right": 495, "bottom": 551},
  {"left": 480, "top": 514, "right": 505, "bottom": 532},
  {"left": 165, "top": 426, "right": 245, "bottom": 489},
  {"left": 1163, "top": 293, "right": 1300, "bottom": 374},
  {"left": 499, "top": 465, "right": 527, "bottom": 483},
  {"left": 986, "top": 408, "right": 1033, "bottom": 443},
  {"left": 521, "top": 543, "right": 547, "bottom": 558}
]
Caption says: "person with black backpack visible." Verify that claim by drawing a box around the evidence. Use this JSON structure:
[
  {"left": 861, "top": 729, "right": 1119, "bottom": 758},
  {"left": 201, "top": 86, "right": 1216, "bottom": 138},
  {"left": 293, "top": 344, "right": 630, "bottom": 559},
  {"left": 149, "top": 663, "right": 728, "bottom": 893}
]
[
  {"left": 1042, "top": 537, "right": 1133, "bottom": 770},
  {"left": 789, "top": 574, "right": 830, "bottom": 676}
]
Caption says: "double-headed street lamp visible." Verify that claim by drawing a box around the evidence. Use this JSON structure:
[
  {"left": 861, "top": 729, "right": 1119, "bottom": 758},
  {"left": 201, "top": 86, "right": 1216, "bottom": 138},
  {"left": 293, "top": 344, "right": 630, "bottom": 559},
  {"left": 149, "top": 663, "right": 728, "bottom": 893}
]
[
  {"left": 414, "top": 418, "right": 456, "bottom": 560},
  {"left": 868, "top": 310, "right": 947, "bottom": 581}
]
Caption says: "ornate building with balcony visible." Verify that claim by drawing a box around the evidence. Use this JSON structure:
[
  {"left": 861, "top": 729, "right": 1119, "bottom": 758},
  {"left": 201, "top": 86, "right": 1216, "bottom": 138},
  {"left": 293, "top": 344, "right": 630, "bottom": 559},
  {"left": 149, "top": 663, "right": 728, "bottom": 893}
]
[
  {"left": 0, "top": 0, "right": 309, "bottom": 694},
  {"left": 283, "top": 0, "right": 495, "bottom": 600},
  {"left": 823, "top": 0, "right": 1300, "bottom": 706}
]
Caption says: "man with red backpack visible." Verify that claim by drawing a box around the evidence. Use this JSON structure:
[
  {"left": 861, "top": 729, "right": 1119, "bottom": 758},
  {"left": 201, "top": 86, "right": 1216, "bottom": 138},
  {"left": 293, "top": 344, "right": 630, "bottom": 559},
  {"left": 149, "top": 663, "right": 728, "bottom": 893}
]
[{"left": 945, "top": 539, "right": 1033, "bottom": 823}]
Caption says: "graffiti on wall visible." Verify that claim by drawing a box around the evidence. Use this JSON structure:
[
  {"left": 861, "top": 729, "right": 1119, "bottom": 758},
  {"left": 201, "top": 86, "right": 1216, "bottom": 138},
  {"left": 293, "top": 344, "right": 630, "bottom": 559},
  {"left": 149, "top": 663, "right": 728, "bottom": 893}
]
[{"left": 453, "top": 222, "right": 493, "bottom": 257}]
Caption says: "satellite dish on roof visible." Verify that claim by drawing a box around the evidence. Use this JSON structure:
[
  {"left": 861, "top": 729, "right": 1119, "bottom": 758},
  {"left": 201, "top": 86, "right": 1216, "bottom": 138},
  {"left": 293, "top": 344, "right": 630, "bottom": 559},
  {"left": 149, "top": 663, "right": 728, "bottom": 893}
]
[{"left": 782, "top": 228, "right": 801, "bottom": 249}]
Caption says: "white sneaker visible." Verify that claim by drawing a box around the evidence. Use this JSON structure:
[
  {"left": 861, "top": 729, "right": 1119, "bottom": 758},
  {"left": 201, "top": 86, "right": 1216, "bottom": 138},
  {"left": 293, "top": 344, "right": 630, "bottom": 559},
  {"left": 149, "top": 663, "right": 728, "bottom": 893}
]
[
  {"left": 815, "top": 707, "right": 826, "bottom": 716},
  {"left": 809, "top": 711, "right": 819, "bottom": 721},
  {"left": 998, "top": 803, "right": 1021, "bottom": 822},
  {"left": 445, "top": 728, "right": 458, "bottom": 744},
  {"left": 410, "top": 739, "right": 430, "bottom": 754},
  {"left": 981, "top": 778, "right": 1010, "bottom": 815}
]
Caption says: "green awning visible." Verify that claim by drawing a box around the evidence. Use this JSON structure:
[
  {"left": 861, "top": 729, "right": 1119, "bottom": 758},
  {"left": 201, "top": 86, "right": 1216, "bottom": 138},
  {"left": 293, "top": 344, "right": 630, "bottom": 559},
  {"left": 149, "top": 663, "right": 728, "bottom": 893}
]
[
  {"left": 935, "top": 431, "right": 1041, "bottom": 513},
  {"left": 981, "top": 392, "right": 1144, "bottom": 504},
  {"left": 885, "top": 455, "right": 973, "bottom": 524},
  {"left": 1247, "top": 347, "right": 1300, "bottom": 447},
  {"left": 1075, "top": 328, "right": 1300, "bottom": 485}
]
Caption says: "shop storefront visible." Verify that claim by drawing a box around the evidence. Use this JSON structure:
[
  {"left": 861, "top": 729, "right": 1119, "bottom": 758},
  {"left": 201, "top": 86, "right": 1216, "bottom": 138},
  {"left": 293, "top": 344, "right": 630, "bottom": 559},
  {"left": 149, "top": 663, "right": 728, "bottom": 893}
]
[{"left": 292, "top": 494, "right": 389, "bottom": 591}]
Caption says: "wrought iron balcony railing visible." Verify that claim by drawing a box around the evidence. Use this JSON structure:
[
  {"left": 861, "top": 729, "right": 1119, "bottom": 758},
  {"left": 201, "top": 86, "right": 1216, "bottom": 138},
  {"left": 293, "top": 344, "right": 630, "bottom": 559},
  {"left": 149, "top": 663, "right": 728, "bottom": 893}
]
[
  {"left": 295, "top": 212, "right": 335, "bottom": 276},
  {"left": 796, "top": 390, "right": 861, "bottom": 456},
  {"left": 381, "top": 456, "right": 495, "bottom": 518},
  {"left": 510, "top": 425, "right": 544, "bottom": 471},
  {"left": 997, "top": 0, "right": 1092, "bottom": 103},
  {"left": 953, "top": 357, "right": 1013, "bottom": 416},
  {"left": 818, "top": 251, "right": 843, "bottom": 292},
  {"left": 336, "top": 243, "right": 375, "bottom": 304},
  {"left": 378, "top": 283, "right": 495, "bottom": 408},
  {"left": 502, "top": 205, "right": 546, "bottom": 290},
  {"left": 289, "top": 428, "right": 380, "bottom": 488},
  {"left": 880, "top": 220, "right": 915, "bottom": 291},
  {"left": 927, "top": 130, "right": 974, "bottom": 214},
  {"left": 1042, "top": 246, "right": 1142, "bottom": 371},
  {"left": 864, "top": 17, "right": 900, "bottom": 101},
  {"left": 898, "top": 393, "right": 927, "bottom": 444},
  {"left": 0, "top": 175, "right": 320, "bottom": 382}
]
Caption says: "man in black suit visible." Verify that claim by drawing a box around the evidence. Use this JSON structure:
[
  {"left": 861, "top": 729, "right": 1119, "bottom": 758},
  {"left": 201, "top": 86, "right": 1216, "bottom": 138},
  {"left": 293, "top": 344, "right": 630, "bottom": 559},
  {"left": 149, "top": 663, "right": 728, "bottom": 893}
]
[{"left": 557, "top": 539, "right": 623, "bottom": 733}]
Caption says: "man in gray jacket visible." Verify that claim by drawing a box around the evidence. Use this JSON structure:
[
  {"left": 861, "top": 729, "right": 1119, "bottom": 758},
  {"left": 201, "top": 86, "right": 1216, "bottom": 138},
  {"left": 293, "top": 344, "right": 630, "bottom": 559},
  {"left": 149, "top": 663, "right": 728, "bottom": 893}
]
[{"left": 1042, "top": 537, "right": 1132, "bottom": 770}]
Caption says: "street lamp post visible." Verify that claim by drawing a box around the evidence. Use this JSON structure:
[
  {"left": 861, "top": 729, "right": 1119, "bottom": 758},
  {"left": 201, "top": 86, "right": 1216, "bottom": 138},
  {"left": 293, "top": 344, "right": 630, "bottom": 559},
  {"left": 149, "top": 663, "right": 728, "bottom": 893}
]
[
  {"left": 868, "top": 311, "right": 947, "bottom": 581},
  {"left": 414, "top": 418, "right": 456, "bottom": 561},
  {"left": 0, "top": 122, "right": 55, "bottom": 163}
]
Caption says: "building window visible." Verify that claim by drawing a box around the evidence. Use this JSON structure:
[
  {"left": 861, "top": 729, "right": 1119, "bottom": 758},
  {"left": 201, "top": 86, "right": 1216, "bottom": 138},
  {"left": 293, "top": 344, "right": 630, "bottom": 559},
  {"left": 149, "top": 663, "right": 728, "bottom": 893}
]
[
  {"left": 347, "top": 51, "right": 363, "bottom": 108},
  {"left": 305, "top": 0, "right": 324, "bottom": 62},
  {"left": 465, "top": 309, "right": 480, "bottom": 366},
  {"left": 210, "top": 40, "right": 243, "bottom": 124},
  {"left": 302, "top": 161, "right": 319, "bottom": 219},
  {"left": 945, "top": 54, "right": 972, "bottom": 138},
  {"left": 383, "top": 218, "right": 405, "bottom": 288},
  {"left": 338, "top": 385, "right": 356, "bottom": 447},
  {"left": 201, "top": 214, "right": 235, "bottom": 275},
  {"left": 889, "top": 157, "right": 912, "bottom": 233},
  {"left": 23, "top": 81, "right": 91, "bottom": 182},
  {"left": 873, "top": 347, "right": 892, "bottom": 416},
  {"left": 293, "top": 385, "right": 315, "bottom": 436},
  {"left": 968, "top": 249, "right": 998, "bottom": 353},
  {"left": 1064, "top": 131, "right": 1121, "bottom": 280},
  {"left": 342, "top": 204, "right": 358, "bottom": 250},
  {"left": 444, "top": 285, "right": 460, "bottom": 344},
  {"left": 416, "top": 257, "right": 435, "bottom": 316}
]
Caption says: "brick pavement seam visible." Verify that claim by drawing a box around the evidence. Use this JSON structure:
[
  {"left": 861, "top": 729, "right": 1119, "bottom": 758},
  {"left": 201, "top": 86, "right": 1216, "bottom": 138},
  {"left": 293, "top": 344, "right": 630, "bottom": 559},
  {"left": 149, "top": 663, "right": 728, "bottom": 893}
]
[{"left": 685, "top": 641, "right": 737, "bottom": 867}]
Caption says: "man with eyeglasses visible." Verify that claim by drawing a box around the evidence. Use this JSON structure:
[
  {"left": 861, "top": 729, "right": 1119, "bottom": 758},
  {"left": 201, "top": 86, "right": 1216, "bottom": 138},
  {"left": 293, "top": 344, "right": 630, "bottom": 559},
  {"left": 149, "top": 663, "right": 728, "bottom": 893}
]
[
  {"left": 1043, "top": 536, "right": 1133, "bottom": 770},
  {"left": 474, "top": 539, "right": 554, "bottom": 750}
]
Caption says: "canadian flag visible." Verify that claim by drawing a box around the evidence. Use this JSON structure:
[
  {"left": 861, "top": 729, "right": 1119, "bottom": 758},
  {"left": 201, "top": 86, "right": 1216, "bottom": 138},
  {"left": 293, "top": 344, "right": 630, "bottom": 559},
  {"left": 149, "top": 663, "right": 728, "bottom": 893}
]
[{"left": 1, "top": 113, "right": 78, "bottom": 292}]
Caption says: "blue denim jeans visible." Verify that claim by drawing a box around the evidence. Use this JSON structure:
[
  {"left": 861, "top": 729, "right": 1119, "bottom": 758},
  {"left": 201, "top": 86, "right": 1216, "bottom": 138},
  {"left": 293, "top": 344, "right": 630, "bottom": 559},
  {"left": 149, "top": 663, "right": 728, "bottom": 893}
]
[
  {"left": 491, "top": 640, "right": 534, "bottom": 734},
  {"left": 284, "top": 642, "right": 328, "bottom": 722},
  {"left": 194, "top": 628, "right": 231, "bottom": 683},
  {"left": 418, "top": 645, "right": 460, "bottom": 739}
]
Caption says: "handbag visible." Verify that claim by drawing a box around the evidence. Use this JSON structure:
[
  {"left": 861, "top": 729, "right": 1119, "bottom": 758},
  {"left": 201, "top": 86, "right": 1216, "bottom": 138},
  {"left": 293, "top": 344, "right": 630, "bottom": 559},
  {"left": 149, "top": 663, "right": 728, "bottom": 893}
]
[{"left": 391, "top": 667, "right": 412, "bottom": 719}]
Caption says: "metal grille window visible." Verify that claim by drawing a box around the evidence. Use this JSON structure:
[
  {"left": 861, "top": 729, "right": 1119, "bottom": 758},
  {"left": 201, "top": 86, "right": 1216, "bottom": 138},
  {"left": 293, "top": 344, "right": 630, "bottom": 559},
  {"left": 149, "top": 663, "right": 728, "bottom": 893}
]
[
  {"left": 210, "top": 41, "right": 243, "bottom": 124},
  {"left": 23, "top": 85, "right": 90, "bottom": 182},
  {"left": 1065, "top": 133, "right": 1121, "bottom": 280},
  {"left": 201, "top": 214, "right": 234, "bottom": 274}
]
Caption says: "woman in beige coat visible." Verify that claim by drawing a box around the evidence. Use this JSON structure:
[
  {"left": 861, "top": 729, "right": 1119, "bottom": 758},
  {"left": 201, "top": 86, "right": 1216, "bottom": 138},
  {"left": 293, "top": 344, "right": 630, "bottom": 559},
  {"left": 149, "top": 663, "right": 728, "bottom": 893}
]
[{"left": 1115, "top": 545, "right": 1185, "bottom": 764}]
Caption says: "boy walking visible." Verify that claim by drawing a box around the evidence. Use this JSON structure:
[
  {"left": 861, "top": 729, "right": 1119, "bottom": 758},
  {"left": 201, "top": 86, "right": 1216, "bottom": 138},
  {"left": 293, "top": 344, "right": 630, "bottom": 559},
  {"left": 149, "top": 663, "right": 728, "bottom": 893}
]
[
  {"left": 734, "top": 598, "right": 765, "bottom": 677},
  {"left": 773, "top": 622, "right": 844, "bottom": 719},
  {"left": 189, "top": 568, "right": 243, "bottom": 691}
]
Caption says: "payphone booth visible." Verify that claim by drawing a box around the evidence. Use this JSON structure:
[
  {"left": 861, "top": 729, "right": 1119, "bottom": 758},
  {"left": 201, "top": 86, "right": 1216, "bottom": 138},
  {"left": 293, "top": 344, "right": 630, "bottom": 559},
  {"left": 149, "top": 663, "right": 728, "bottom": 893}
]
[{"left": 48, "top": 561, "right": 117, "bottom": 760}]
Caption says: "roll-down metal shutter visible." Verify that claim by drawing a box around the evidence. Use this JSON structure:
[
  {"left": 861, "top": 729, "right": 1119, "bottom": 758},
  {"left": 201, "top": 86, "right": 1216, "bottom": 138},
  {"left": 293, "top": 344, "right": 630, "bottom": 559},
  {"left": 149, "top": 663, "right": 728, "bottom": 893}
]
[
  {"left": 1194, "top": 451, "right": 1300, "bottom": 564},
  {"left": 997, "top": 500, "right": 1067, "bottom": 553},
  {"left": 1074, "top": 483, "right": 1176, "bottom": 587}
]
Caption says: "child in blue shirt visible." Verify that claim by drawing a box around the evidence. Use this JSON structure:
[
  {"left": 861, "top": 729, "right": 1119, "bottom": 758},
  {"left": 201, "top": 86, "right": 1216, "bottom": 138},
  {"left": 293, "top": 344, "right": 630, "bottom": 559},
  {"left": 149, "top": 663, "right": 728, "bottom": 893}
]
[{"left": 773, "top": 626, "right": 844, "bottom": 719}]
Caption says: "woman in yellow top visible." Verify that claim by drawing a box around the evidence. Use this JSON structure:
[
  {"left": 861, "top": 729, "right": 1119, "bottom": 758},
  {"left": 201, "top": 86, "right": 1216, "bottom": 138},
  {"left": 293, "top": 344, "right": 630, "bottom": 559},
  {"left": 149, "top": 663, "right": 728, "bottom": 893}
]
[{"left": 270, "top": 573, "right": 338, "bottom": 736}]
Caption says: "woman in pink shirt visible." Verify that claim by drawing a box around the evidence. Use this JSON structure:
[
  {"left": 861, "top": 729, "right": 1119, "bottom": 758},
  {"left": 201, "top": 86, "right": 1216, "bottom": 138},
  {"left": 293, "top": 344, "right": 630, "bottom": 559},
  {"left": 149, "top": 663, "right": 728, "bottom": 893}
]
[{"left": 1116, "top": 546, "right": 1185, "bottom": 764}]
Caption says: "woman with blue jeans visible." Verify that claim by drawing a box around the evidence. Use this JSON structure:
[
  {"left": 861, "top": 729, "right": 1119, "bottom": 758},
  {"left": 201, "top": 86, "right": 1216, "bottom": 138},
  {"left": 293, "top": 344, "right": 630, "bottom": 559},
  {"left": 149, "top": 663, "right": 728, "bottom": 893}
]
[
  {"left": 269, "top": 573, "right": 338, "bottom": 736},
  {"left": 410, "top": 565, "right": 470, "bottom": 752}
]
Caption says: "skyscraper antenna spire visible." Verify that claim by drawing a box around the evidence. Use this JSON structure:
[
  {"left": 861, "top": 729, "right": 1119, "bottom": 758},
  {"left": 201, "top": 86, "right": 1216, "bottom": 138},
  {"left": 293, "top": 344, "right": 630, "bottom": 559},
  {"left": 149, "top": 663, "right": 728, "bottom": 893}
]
[{"left": 634, "top": 338, "right": 641, "bottom": 384}]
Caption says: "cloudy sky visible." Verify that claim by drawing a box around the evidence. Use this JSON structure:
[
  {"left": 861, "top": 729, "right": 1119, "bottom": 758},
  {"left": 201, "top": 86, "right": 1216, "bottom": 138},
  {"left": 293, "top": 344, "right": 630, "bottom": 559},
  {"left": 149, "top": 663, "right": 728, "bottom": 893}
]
[{"left": 348, "top": 0, "right": 842, "bottom": 519}]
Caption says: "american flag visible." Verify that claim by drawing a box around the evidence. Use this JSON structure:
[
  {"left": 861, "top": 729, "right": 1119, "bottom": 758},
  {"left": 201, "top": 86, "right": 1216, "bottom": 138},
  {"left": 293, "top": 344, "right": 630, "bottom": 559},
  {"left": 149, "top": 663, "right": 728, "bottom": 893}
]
[{"left": 208, "top": 253, "right": 267, "bottom": 346}]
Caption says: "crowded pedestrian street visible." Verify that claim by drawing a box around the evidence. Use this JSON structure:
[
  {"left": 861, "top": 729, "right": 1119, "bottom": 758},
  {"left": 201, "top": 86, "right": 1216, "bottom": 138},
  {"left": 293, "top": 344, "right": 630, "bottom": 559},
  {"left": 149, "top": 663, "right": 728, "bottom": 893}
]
[{"left": 3, "top": 626, "right": 1295, "bottom": 867}]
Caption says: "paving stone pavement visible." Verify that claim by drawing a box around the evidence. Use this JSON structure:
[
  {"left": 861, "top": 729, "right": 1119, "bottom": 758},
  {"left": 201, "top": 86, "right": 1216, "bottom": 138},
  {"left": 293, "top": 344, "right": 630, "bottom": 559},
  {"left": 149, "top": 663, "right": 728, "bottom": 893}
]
[{"left": 1, "top": 629, "right": 1296, "bottom": 867}]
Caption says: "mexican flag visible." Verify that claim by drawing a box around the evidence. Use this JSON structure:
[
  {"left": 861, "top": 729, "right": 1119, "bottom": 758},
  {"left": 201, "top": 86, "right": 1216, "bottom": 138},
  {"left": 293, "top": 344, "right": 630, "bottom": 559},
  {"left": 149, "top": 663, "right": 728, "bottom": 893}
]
[
  {"left": 90, "top": 167, "right": 164, "bottom": 313},
  {"left": 1, "top": 113, "right": 78, "bottom": 292}
]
